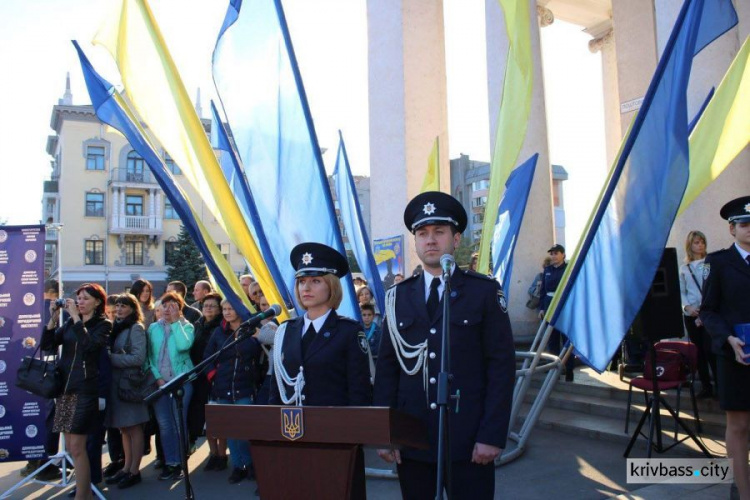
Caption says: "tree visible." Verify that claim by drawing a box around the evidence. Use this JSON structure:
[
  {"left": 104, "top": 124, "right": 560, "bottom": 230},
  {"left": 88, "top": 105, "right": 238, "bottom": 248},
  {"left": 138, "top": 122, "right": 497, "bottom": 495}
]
[
  {"left": 454, "top": 235, "right": 475, "bottom": 270},
  {"left": 346, "top": 250, "right": 361, "bottom": 273},
  {"left": 166, "top": 225, "right": 207, "bottom": 303}
]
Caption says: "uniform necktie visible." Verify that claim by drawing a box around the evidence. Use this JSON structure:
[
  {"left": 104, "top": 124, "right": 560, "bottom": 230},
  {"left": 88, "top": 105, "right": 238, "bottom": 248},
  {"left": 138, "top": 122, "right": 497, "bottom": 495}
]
[
  {"left": 426, "top": 276, "right": 441, "bottom": 319},
  {"left": 301, "top": 323, "right": 316, "bottom": 358}
]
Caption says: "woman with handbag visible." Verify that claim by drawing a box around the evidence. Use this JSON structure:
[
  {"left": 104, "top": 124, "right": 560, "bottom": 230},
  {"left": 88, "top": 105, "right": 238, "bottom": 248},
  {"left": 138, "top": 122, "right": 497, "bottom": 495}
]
[
  {"left": 104, "top": 293, "right": 149, "bottom": 489},
  {"left": 146, "top": 291, "right": 195, "bottom": 481},
  {"left": 203, "top": 299, "right": 262, "bottom": 483},
  {"left": 42, "top": 283, "right": 111, "bottom": 500},
  {"left": 679, "top": 230, "right": 716, "bottom": 398}
]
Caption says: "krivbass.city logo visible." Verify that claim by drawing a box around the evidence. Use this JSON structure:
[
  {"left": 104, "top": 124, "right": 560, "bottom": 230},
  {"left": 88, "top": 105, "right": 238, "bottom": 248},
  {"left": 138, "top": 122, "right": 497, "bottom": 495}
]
[{"left": 627, "top": 459, "right": 733, "bottom": 484}]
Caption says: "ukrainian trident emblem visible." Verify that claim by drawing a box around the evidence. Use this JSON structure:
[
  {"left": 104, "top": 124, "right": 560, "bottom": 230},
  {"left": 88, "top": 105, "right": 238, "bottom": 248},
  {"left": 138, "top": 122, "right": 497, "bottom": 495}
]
[{"left": 281, "top": 407, "right": 304, "bottom": 441}]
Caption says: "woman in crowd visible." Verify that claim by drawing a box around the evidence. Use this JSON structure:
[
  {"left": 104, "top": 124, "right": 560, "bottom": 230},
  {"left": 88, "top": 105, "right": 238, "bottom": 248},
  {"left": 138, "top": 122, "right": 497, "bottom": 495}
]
[
  {"left": 680, "top": 230, "right": 716, "bottom": 398},
  {"left": 203, "top": 299, "right": 262, "bottom": 483},
  {"left": 146, "top": 292, "right": 195, "bottom": 481},
  {"left": 105, "top": 293, "right": 149, "bottom": 489},
  {"left": 254, "top": 293, "right": 278, "bottom": 405},
  {"left": 188, "top": 292, "right": 225, "bottom": 469},
  {"left": 42, "top": 283, "right": 111, "bottom": 500},
  {"left": 356, "top": 285, "right": 382, "bottom": 328},
  {"left": 131, "top": 279, "right": 156, "bottom": 328}
]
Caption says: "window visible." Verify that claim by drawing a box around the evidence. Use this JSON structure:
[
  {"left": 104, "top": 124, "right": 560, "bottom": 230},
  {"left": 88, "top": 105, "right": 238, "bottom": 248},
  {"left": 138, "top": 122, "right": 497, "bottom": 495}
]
[
  {"left": 472, "top": 213, "right": 484, "bottom": 224},
  {"left": 217, "top": 243, "right": 230, "bottom": 261},
  {"left": 165, "top": 241, "right": 178, "bottom": 266},
  {"left": 125, "top": 195, "right": 143, "bottom": 216},
  {"left": 86, "top": 146, "right": 105, "bottom": 171},
  {"left": 126, "top": 151, "right": 145, "bottom": 182},
  {"left": 165, "top": 156, "right": 181, "bottom": 175},
  {"left": 164, "top": 199, "right": 179, "bottom": 220},
  {"left": 85, "top": 192, "right": 104, "bottom": 217},
  {"left": 84, "top": 240, "right": 104, "bottom": 265},
  {"left": 126, "top": 241, "right": 144, "bottom": 265},
  {"left": 472, "top": 196, "right": 487, "bottom": 208},
  {"left": 471, "top": 180, "right": 490, "bottom": 191}
]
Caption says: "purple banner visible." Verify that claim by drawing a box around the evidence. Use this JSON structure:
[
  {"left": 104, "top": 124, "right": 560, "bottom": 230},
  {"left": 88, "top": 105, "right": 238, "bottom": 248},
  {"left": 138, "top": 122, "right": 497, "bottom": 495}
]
[{"left": 0, "top": 225, "right": 47, "bottom": 462}]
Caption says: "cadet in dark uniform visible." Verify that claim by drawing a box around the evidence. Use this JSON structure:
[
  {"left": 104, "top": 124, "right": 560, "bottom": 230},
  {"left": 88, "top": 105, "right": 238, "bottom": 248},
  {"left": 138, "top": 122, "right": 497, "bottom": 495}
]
[
  {"left": 269, "top": 242, "right": 372, "bottom": 407},
  {"left": 373, "top": 192, "right": 515, "bottom": 500},
  {"left": 538, "top": 244, "right": 575, "bottom": 381},
  {"left": 700, "top": 196, "right": 750, "bottom": 499}
]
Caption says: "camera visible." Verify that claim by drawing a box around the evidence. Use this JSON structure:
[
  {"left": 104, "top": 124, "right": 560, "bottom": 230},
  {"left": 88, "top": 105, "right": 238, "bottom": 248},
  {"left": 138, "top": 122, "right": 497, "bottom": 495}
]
[{"left": 54, "top": 298, "right": 66, "bottom": 309}]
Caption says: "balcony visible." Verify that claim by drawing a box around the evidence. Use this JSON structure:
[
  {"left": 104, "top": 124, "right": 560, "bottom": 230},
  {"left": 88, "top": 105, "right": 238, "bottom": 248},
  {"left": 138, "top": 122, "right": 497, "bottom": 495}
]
[
  {"left": 110, "top": 215, "right": 163, "bottom": 239},
  {"left": 109, "top": 167, "right": 158, "bottom": 187}
]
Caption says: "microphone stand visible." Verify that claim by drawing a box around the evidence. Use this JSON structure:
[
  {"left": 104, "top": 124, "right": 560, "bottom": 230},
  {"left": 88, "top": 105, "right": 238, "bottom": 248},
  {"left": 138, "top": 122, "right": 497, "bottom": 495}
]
[
  {"left": 144, "top": 323, "right": 260, "bottom": 500},
  {"left": 435, "top": 269, "right": 459, "bottom": 500}
]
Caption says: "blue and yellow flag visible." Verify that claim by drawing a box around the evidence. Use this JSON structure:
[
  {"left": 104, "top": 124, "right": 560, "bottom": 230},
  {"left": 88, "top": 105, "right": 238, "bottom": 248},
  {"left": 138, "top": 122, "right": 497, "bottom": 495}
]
[
  {"left": 547, "top": 0, "right": 738, "bottom": 372},
  {"left": 420, "top": 137, "right": 440, "bottom": 193},
  {"left": 73, "top": 41, "right": 255, "bottom": 319}
]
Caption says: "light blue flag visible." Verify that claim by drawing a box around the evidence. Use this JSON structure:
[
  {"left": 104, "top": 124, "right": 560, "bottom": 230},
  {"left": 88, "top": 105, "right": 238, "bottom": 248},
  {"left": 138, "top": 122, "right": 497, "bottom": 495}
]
[
  {"left": 491, "top": 153, "right": 538, "bottom": 298},
  {"left": 73, "top": 41, "right": 253, "bottom": 320},
  {"left": 209, "top": 101, "right": 294, "bottom": 309},
  {"left": 212, "top": 0, "right": 359, "bottom": 318},
  {"left": 549, "top": 0, "right": 737, "bottom": 372},
  {"left": 333, "top": 131, "right": 384, "bottom": 317}
]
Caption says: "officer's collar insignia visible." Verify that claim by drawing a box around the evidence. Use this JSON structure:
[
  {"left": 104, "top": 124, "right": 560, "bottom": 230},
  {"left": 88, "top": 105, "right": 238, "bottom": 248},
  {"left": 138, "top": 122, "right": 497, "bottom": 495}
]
[
  {"left": 497, "top": 289, "right": 508, "bottom": 313},
  {"left": 423, "top": 202, "right": 436, "bottom": 215},
  {"left": 703, "top": 263, "right": 710, "bottom": 280},
  {"left": 281, "top": 407, "right": 304, "bottom": 441},
  {"left": 301, "top": 252, "right": 313, "bottom": 265},
  {"left": 357, "top": 331, "right": 369, "bottom": 354},
  {"left": 745, "top": 203, "right": 750, "bottom": 214},
  {"left": 323, "top": 331, "right": 331, "bottom": 338}
]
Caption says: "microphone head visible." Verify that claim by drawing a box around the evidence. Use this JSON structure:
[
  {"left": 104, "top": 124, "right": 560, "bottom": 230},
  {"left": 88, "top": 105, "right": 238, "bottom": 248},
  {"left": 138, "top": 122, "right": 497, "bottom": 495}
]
[
  {"left": 440, "top": 254, "right": 455, "bottom": 270},
  {"left": 268, "top": 304, "right": 282, "bottom": 317}
]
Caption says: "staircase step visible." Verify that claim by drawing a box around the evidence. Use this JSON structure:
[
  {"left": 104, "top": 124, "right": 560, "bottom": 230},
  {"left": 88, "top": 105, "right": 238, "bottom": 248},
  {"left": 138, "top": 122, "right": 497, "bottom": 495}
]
[{"left": 518, "top": 403, "right": 725, "bottom": 458}]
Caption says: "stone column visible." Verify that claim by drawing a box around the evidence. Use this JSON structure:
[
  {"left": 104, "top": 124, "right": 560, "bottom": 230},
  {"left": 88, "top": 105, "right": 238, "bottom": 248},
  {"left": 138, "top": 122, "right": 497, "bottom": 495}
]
[
  {"left": 119, "top": 188, "right": 126, "bottom": 228},
  {"left": 367, "top": 0, "right": 450, "bottom": 274},
  {"left": 110, "top": 187, "right": 119, "bottom": 228},
  {"left": 485, "top": 0, "right": 555, "bottom": 338},
  {"left": 155, "top": 190, "right": 163, "bottom": 231},
  {"left": 148, "top": 189, "right": 155, "bottom": 229}
]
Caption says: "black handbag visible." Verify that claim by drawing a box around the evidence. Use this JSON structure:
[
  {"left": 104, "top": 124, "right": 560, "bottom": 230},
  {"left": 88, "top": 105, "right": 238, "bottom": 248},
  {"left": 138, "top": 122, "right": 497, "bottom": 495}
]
[
  {"left": 116, "top": 326, "right": 156, "bottom": 403},
  {"left": 15, "top": 343, "right": 62, "bottom": 399}
]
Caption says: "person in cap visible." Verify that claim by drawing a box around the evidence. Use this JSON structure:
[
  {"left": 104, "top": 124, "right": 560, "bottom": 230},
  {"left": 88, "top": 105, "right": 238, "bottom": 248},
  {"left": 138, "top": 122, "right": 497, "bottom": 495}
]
[
  {"left": 373, "top": 191, "right": 515, "bottom": 500},
  {"left": 699, "top": 196, "right": 750, "bottom": 499},
  {"left": 269, "top": 242, "right": 372, "bottom": 407},
  {"left": 538, "top": 244, "right": 575, "bottom": 381}
]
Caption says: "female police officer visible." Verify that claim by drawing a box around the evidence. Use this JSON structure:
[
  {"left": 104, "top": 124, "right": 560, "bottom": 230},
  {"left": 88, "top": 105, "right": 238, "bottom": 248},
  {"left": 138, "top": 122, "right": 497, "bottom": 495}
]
[{"left": 269, "top": 242, "right": 371, "bottom": 407}]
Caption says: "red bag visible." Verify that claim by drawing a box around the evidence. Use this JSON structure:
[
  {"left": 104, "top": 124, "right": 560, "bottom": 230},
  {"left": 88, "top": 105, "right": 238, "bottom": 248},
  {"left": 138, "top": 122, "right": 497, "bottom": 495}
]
[{"left": 644, "top": 349, "right": 685, "bottom": 382}]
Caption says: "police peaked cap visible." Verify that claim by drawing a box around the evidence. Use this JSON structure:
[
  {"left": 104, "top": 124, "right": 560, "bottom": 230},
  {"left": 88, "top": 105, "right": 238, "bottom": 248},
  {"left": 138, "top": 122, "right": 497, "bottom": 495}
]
[
  {"left": 403, "top": 191, "right": 468, "bottom": 234},
  {"left": 720, "top": 196, "right": 750, "bottom": 224},
  {"left": 290, "top": 242, "right": 350, "bottom": 278}
]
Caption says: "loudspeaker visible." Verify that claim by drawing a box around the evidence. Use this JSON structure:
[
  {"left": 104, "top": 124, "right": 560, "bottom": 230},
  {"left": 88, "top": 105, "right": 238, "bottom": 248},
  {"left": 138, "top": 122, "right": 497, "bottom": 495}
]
[{"left": 632, "top": 247, "right": 684, "bottom": 343}]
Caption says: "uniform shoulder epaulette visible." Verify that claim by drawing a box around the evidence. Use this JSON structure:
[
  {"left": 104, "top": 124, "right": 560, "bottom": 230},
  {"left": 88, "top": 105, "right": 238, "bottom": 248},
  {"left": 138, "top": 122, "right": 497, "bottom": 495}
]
[
  {"left": 706, "top": 248, "right": 731, "bottom": 259},
  {"left": 393, "top": 274, "right": 419, "bottom": 287},
  {"left": 336, "top": 315, "right": 362, "bottom": 327},
  {"left": 463, "top": 269, "right": 497, "bottom": 282}
]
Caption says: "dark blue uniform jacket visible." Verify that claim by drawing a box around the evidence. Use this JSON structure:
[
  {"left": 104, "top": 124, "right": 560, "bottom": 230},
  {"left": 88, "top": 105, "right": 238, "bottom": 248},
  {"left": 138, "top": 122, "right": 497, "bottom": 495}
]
[
  {"left": 700, "top": 246, "right": 750, "bottom": 357},
  {"left": 539, "top": 262, "right": 567, "bottom": 312},
  {"left": 269, "top": 310, "right": 372, "bottom": 407},
  {"left": 373, "top": 270, "right": 515, "bottom": 462}
]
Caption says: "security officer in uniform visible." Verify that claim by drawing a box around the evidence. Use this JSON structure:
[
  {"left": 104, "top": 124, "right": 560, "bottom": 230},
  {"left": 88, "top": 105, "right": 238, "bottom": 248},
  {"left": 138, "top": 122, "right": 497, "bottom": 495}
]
[
  {"left": 373, "top": 192, "right": 515, "bottom": 500},
  {"left": 699, "top": 196, "right": 750, "bottom": 500},
  {"left": 538, "top": 244, "right": 575, "bottom": 381},
  {"left": 269, "top": 242, "right": 372, "bottom": 407}
]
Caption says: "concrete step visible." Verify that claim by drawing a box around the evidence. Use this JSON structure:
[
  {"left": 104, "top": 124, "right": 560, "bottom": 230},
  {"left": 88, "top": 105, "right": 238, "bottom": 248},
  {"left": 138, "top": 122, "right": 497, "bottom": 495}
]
[
  {"left": 524, "top": 385, "right": 726, "bottom": 439},
  {"left": 517, "top": 402, "right": 726, "bottom": 458}
]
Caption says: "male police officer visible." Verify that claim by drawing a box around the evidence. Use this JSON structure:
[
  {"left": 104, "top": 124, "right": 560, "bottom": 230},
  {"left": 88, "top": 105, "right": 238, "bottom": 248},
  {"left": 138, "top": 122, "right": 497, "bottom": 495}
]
[
  {"left": 373, "top": 192, "right": 515, "bottom": 500},
  {"left": 700, "top": 196, "right": 750, "bottom": 500}
]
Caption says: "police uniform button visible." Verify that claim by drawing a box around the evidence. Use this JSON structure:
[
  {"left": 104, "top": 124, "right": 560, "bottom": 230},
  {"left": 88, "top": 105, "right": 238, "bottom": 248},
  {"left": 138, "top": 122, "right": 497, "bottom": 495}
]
[
  {"left": 463, "top": 319, "right": 468, "bottom": 325},
  {"left": 430, "top": 328, "right": 436, "bottom": 334},
  {"left": 399, "top": 322, "right": 404, "bottom": 327},
  {"left": 301, "top": 395, "right": 306, "bottom": 401},
  {"left": 430, "top": 403, "right": 437, "bottom": 410},
  {"left": 429, "top": 352, "right": 436, "bottom": 359},
  {"left": 429, "top": 377, "right": 436, "bottom": 384}
]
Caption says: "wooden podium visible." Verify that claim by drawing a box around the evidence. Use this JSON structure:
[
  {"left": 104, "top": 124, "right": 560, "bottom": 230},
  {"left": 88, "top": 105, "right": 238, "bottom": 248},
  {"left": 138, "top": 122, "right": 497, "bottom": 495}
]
[{"left": 205, "top": 405, "right": 427, "bottom": 499}]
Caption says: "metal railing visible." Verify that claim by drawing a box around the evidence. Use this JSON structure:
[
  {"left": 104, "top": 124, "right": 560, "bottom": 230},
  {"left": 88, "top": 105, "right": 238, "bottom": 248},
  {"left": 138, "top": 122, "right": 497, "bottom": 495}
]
[{"left": 109, "top": 167, "right": 158, "bottom": 185}]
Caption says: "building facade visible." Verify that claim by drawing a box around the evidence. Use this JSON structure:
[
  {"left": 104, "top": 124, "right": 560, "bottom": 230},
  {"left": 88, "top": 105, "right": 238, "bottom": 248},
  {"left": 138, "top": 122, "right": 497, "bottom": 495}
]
[{"left": 43, "top": 80, "right": 246, "bottom": 296}]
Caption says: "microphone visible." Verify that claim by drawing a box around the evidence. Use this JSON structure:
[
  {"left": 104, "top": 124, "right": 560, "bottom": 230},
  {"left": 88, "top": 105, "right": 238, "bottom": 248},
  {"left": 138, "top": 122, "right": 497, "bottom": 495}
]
[
  {"left": 238, "top": 304, "right": 282, "bottom": 331},
  {"left": 440, "top": 254, "right": 455, "bottom": 281}
]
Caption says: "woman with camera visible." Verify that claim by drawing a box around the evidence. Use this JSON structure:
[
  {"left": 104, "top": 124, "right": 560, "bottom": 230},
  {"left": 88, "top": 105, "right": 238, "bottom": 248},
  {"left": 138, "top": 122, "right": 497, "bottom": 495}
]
[
  {"left": 104, "top": 293, "right": 149, "bottom": 489},
  {"left": 42, "top": 283, "right": 111, "bottom": 500}
]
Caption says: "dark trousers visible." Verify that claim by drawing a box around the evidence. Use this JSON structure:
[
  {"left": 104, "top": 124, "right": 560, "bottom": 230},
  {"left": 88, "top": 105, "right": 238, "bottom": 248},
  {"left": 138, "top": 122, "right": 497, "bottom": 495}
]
[
  {"left": 396, "top": 458, "right": 495, "bottom": 500},
  {"left": 685, "top": 316, "right": 717, "bottom": 391},
  {"left": 86, "top": 410, "right": 107, "bottom": 485},
  {"left": 44, "top": 400, "right": 59, "bottom": 457},
  {"left": 187, "top": 376, "right": 209, "bottom": 444},
  {"left": 548, "top": 328, "right": 575, "bottom": 373},
  {"left": 107, "top": 427, "right": 124, "bottom": 463}
]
